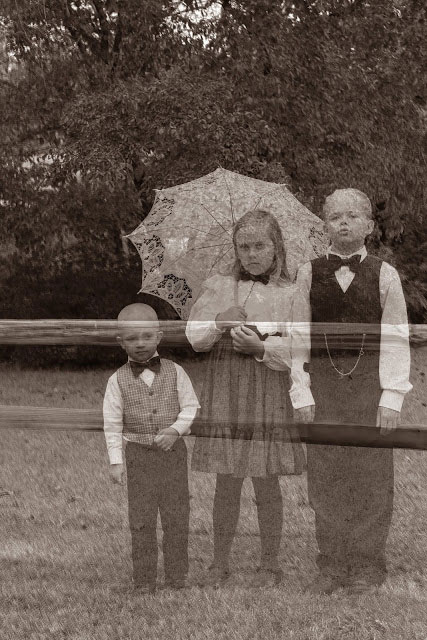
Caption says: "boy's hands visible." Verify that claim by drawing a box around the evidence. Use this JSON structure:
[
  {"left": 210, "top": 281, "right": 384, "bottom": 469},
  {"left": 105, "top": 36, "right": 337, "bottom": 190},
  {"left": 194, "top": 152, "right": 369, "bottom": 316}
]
[
  {"left": 293, "top": 406, "right": 315, "bottom": 423},
  {"left": 231, "top": 325, "right": 264, "bottom": 358},
  {"left": 293, "top": 406, "right": 399, "bottom": 433},
  {"left": 109, "top": 463, "right": 124, "bottom": 485},
  {"left": 154, "top": 427, "right": 179, "bottom": 451},
  {"left": 377, "top": 406, "right": 400, "bottom": 434},
  {"left": 216, "top": 306, "right": 247, "bottom": 328}
]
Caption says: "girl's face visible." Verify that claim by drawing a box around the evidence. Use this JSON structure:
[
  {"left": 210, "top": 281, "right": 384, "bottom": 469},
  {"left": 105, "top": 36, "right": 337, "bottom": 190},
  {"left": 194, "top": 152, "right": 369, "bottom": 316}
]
[{"left": 235, "top": 224, "right": 275, "bottom": 276}]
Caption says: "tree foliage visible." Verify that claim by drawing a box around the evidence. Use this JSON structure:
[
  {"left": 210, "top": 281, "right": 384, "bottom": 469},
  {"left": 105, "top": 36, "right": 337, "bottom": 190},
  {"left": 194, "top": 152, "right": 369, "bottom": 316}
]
[{"left": 1, "top": 0, "right": 426, "bottom": 364}]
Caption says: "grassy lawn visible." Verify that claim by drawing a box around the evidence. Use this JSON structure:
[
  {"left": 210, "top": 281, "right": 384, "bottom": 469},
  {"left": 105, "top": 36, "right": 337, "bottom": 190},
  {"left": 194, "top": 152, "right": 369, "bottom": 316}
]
[{"left": 0, "top": 350, "right": 426, "bottom": 640}]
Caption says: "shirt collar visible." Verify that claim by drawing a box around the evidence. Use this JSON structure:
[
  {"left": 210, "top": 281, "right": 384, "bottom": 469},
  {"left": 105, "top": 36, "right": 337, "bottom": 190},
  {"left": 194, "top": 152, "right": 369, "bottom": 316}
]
[{"left": 328, "top": 245, "right": 367, "bottom": 261}]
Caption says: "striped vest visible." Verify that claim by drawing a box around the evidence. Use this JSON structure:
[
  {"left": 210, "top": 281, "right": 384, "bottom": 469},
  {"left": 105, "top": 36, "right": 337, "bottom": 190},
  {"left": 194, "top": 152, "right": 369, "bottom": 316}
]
[{"left": 117, "top": 359, "right": 180, "bottom": 445}]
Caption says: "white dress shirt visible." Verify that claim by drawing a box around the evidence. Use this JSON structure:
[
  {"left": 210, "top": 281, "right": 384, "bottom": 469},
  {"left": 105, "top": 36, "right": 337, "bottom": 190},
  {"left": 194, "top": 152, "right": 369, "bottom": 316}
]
[
  {"left": 290, "top": 246, "right": 412, "bottom": 411},
  {"left": 185, "top": 274, "right": 301, "bottom": 373},
  {"left": 103, "top": 353, "right": 200, "bottom": 464}
]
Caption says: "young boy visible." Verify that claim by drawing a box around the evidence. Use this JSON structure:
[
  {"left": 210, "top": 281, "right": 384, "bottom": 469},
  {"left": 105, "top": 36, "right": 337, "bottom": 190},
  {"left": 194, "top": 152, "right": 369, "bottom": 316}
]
[
  {"left": 103, "top": 303, "right": 200, "bottom": 594},
  {"left": 290, "top": 189, "right": 412, "bottom": 594}
]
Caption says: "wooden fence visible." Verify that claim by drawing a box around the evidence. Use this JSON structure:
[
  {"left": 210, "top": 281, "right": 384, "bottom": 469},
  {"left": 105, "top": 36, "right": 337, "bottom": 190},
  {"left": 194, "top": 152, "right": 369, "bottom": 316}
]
[
  {"left": 0, "top": 320, "right": 426, "bottom": 449},
  {"left": 0, "top": 404, "right": 426, "bottom": 450},
  {"left": 0, "top": 320, "right": 425, "bottom": 346}
]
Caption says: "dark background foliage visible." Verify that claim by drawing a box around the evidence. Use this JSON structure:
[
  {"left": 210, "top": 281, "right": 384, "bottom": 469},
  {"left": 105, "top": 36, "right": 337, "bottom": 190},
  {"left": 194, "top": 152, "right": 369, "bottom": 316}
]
[{"left": 1, "top": 0, "right": 426, "bottom": 365}]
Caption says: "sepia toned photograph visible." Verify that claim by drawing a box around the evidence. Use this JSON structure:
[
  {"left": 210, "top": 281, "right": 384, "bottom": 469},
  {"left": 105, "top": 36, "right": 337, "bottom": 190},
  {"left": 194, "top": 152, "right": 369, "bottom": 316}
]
[{"left": 1, "top": 2, "right": 426, "bottom": 639}]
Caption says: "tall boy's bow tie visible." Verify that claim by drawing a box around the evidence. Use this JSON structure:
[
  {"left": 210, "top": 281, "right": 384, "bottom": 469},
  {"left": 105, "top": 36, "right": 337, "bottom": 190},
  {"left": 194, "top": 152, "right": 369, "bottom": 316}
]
[
  {"left": 239, "top": 270, "right": 270, "bottom": 285},
  {"left": 328, "top": 254, "right": 361, "bottom": 274},
  {"left": 130, "top": 357, "right": 161, "bottom": 378}
]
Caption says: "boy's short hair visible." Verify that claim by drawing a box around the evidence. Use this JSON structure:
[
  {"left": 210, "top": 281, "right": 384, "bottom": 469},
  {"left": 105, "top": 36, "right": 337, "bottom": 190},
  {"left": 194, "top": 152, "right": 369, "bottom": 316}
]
[
  {"left": 323, "top": 188, "right": 373, "bottom": 219},
  {"left": 117, "top": 303, "right": 159, "bottom": 334}
]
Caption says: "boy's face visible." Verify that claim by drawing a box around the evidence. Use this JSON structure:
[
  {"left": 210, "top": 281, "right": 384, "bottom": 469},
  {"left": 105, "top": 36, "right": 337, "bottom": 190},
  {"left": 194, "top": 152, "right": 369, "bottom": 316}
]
[
  {"left": 117, "top": 324, "right": 163, "bottom": 362},
  {"left": 325, "top": 204, "right": 374, "bottom": 251}
]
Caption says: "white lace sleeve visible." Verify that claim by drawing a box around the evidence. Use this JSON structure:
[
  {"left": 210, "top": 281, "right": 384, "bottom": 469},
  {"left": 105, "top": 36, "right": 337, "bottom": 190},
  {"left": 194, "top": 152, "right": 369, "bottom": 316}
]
[
  {"left": 185, "top": 276, "right": 227, "bottom": 352},
  {"left": 379, "top": 262, "right": 412, "bottom": 411},
  {"left": 260, "top": 333, "right": 292, "bottom": 370}
]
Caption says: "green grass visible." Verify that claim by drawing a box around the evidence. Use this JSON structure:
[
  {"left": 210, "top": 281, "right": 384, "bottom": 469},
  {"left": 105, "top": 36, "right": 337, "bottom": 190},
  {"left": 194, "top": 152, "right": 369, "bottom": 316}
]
[{"left": 0, "top": 353, "right": 427, "bottom": 640}]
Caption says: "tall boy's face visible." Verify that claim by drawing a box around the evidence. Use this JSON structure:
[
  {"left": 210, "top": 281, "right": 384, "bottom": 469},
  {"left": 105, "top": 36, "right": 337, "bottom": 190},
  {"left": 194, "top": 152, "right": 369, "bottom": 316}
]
[
  {"left": 325, "top": 205, "right": 374, "bottom": 250},
  {"left": 117, "top": 324, "right": 162, "bottom": 362}
]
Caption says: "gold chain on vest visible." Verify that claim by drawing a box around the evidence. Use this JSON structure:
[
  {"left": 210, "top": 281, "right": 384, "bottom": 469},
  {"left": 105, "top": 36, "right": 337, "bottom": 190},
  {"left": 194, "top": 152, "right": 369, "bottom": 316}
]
[{"left": 324, "top": 333, "right": 366, "bottom": 377}]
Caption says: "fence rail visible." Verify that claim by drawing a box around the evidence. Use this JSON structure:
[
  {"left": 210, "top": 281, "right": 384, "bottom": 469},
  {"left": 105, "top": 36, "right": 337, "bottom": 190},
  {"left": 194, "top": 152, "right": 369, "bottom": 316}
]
[
  {"left": 0, "top": 321, "right": 425, "bottom": 450},
  {"left": 0, "top": 405, "right": 426, "bottom": 450},
  {"left": 0, "top": 321, "right": 425, "bottom": 347}
]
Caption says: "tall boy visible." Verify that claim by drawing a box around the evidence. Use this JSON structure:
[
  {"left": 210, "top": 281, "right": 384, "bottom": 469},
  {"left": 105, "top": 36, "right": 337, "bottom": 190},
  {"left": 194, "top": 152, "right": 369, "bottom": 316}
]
[
  {"left": 290, "top": 189, "right": 412, "bottom": 594},
  {"left": 103, "top": 303, "right": 199, "bottom": 594}
]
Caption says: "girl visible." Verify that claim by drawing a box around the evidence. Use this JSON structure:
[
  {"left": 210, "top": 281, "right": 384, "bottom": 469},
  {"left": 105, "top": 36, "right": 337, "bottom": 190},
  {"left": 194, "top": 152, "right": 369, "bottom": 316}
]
[{"left": 186, "top": 209, "right": 305, "bottom": 587}]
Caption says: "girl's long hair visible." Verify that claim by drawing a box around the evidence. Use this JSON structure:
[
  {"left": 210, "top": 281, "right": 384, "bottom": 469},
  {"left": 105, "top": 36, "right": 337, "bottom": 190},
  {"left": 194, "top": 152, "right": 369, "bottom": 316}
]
[{"left": 229, "top": 209, "right": 290, "bottom": 283}]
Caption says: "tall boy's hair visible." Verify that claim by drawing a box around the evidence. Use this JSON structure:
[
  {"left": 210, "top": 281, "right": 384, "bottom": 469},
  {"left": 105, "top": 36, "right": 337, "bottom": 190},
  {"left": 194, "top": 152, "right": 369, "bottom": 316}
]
[
  {"left": 229, "top": 208, "right": 290, "bottom": 283},
  {"left": 323, "top": 188, "right": 373, "bottom": 219}
]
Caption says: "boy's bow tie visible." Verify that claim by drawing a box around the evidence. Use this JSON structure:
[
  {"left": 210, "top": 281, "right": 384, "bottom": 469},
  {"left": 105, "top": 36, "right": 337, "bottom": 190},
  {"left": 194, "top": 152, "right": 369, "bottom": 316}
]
[
  {"left": 328, "top": 254, "right": 361, "bottom": 274},
  {"left": 130, "top": 356, "right": 161, "bottom": 378}
]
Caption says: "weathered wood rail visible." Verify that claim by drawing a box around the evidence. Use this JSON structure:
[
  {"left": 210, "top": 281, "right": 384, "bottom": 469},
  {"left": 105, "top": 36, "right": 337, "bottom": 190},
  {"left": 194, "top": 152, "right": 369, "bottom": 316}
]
[
  {"left": 0, "top": 321, "right": 425, "bottom": 347},
  {"left": 0, "top": 405, "right": 426, "bottom": 450},
  {"left": 0, "top": 321, "right": 425, "bottom": 449}
]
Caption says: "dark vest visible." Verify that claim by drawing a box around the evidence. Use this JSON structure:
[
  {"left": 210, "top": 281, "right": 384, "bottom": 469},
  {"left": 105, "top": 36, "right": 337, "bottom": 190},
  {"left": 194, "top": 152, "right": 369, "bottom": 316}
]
[
  {"left": 117, "top": 359, "right": 180, "bottom": 445},
  {"left": 310, "top": 254, "right": 382, "bottom": 357}
]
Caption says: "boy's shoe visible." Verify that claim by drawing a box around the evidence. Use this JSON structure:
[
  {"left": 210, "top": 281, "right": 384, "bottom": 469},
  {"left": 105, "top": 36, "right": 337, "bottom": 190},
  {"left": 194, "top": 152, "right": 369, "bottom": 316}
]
[
  {"left": 306, "top": 569, "right": 347, "bottom": 595},
  {"left": 346, "top": 568, "right": 385, "bottom": 595},
  {"left": 134, "top": 582, "right": 156, "bottom": 595},
  {"left": 252, "top": 567, "right": 284, "bottom": 587},
  {"left": 202, "top": 565, "right": 230, "bottom": 587},
  {"left": 164, "top": 577, "right": 188, "bottom": 590}
]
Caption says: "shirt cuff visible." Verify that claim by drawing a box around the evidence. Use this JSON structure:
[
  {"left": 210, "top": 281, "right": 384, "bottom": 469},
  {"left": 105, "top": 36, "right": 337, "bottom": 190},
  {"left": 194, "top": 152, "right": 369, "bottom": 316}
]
[
  {"left": 289, "top": 386, "right": 315, "bottom": 410},
  {"left": 379, "top": 390, "right": 405, "bottom": 412},
  {"left": 170, "top": 406, "right": 199, "bottom": 436},
  {"left": 109, "top": 448, "right": 123, "bottom": 465},
  {"left": 254, "top": 344, "right": 267, "bottom": 363},
  {"left": 169, "top": 422, "right": 188, "bottom": 436},
  {"left": 253, "top": 338, "right": 290, "bottom": 366},
  {"left": 187, "top": 321, "right": 224, "bottom": 351}
]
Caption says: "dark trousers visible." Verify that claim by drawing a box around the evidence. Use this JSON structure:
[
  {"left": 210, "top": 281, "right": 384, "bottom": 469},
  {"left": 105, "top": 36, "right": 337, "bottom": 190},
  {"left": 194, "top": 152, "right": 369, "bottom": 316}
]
[
  {"left": 213, "top": 474, "right": 283, "bottom": 570},
  {"left": 125, "top": 439, "right": 190, "bottom": 585},
  {"left": 309, "top": 353, "right": 394, "bottom": 576},
  {"left": 307, "top": 444, "right": 394, "bottom": 574}
]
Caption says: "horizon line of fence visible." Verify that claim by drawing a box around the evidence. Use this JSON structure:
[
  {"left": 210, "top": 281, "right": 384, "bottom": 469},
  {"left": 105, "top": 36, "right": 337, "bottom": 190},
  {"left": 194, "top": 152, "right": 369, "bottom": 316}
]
[
  {"left": 0, "top": 405, "right": 426, "bottom": 450},
  {"left": 0, "top": 321, "right": 425, "bottom": 347}
]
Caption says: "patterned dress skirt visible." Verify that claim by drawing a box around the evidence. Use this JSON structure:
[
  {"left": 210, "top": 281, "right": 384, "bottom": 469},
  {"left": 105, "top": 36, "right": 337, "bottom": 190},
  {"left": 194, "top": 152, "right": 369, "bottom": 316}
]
[{"left": 191, "top": 333, "right": 305, "bottom": 478}]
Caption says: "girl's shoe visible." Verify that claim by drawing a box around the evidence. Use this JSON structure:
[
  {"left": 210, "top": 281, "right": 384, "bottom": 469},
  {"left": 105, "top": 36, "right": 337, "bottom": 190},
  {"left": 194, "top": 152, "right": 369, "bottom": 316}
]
[
  {"left": 202, "top": 565, "right": 230, "bottom": 587},
  {"left": 134, "top": 582, "right": 156, "bottom": 595},
  {"left": 305, "top": 569, "right": 347, "bottom": 595},
  {"left": 164, "top": 577, "right": 188, "bottom": 590},
  {"left": 346, "top": 568, "right": 385, "bottom": 594}
]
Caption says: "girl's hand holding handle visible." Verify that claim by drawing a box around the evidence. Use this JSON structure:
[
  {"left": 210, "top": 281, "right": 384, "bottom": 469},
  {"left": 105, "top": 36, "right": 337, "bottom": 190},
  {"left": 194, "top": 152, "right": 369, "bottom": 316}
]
[
  {"left": 215, "top": 306, "right": 247, "bottom": 328},
  {"left": 231, "top": 325, "right": 265, "bottom": 358}
]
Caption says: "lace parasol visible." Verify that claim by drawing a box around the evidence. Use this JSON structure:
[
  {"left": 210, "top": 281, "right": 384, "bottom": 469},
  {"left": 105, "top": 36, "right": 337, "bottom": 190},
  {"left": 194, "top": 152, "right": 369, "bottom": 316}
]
[{"left": 126, "top": 168, "right": 327, "bottom": 319}]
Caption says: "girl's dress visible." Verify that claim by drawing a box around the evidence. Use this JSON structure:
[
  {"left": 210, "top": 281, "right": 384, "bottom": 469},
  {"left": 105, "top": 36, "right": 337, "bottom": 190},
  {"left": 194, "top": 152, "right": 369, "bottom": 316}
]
[{"left": 186, "top": 274, "right": 305, "bottom": 478}]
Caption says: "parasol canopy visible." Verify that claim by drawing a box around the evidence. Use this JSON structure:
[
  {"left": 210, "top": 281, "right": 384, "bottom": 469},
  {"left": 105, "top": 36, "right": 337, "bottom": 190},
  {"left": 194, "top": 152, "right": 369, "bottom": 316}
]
[{"left": 127, "top": 168, "right": 327, "bottom": 319}]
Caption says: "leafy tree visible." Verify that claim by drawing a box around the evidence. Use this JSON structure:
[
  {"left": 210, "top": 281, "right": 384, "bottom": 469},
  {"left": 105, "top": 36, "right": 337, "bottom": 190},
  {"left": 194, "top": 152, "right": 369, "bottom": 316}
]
[{"left": 0, "top": 0, "right": 426, "bottom": 367}]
